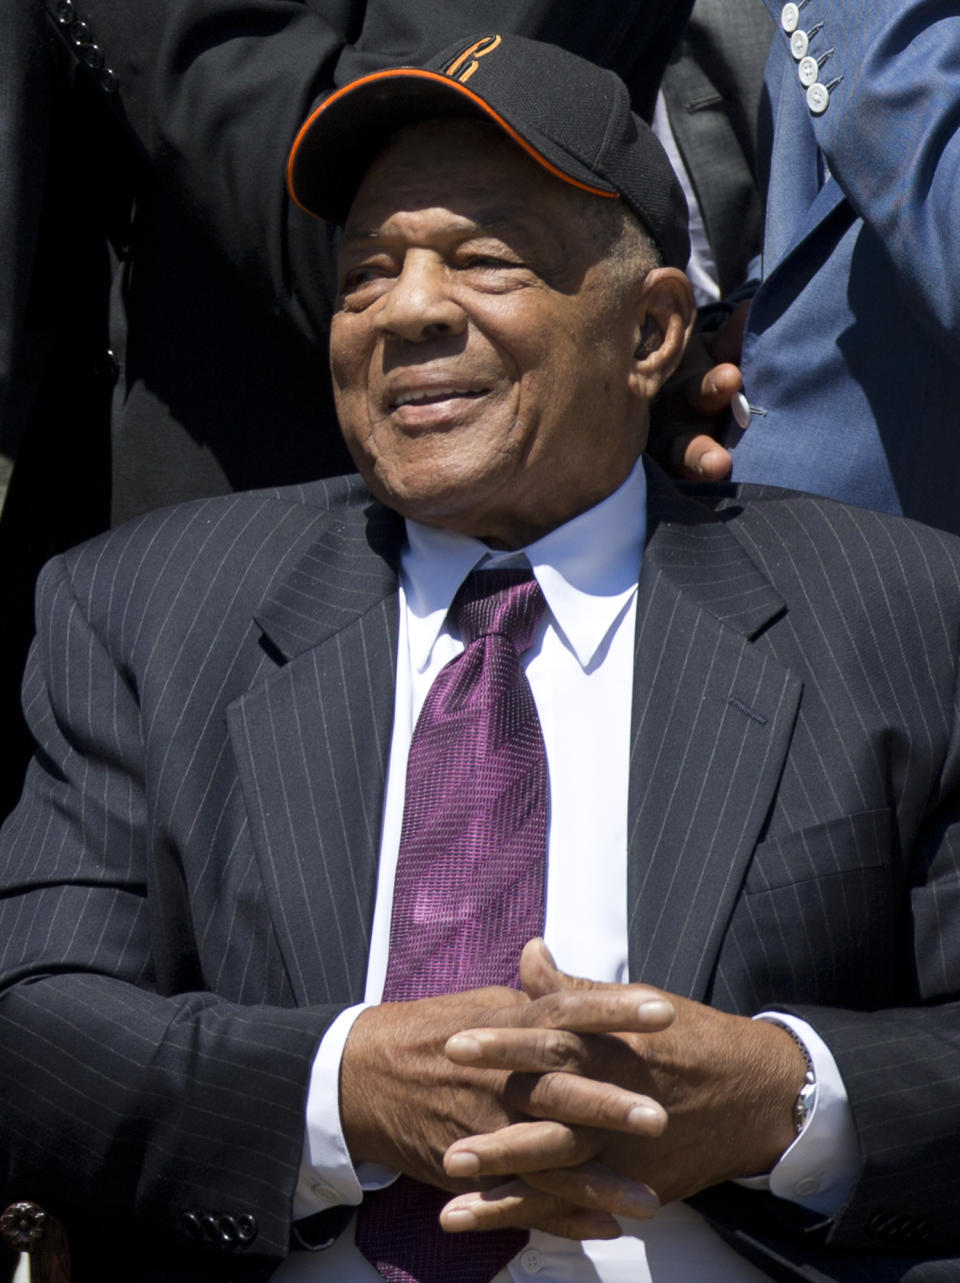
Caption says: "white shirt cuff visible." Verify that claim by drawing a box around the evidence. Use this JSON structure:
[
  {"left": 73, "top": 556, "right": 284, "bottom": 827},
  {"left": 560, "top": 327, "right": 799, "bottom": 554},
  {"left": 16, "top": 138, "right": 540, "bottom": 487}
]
[
  {"left": 737, "top": 1012, "right": 861, "bottom": 1217},
  {"left": 292, "top": 1004, "right": 397, "bottom": 1220}
]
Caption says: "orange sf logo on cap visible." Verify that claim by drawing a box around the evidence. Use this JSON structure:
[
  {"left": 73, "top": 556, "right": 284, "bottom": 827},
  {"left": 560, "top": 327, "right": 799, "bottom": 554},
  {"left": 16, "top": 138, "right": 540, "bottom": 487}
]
[{"left": 445, "top": 34, "right": 502, "bottom": 84}]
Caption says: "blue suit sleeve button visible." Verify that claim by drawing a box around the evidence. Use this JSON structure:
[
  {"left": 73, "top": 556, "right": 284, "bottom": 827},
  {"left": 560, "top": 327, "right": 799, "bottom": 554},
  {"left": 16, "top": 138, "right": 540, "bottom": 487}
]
[
  {"left": 798, "top": 56, "right": 819, "bottom": 87},
  {"left": 781, "top": 3, "right": 800, "bottom": 33},
  {"left": 806, "top": 82, "right": 830, "bottom": 115}
]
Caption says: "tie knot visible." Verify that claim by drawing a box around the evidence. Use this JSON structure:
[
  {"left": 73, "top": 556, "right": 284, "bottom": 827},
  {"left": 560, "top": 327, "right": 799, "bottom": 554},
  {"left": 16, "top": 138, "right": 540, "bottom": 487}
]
[{"left": 453, "top": 569, "right": 545, "bottom": 653}]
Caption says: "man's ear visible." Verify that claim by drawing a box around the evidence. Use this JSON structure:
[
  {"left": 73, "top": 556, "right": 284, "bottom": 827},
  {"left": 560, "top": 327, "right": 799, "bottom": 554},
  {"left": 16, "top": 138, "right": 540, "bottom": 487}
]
[{"left": 628, "top": 267, "right": 696, "bottom": 402}]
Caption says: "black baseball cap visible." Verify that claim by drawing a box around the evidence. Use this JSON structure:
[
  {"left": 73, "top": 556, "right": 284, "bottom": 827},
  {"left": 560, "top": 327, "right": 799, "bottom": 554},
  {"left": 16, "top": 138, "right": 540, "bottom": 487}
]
[{"left": 287, "top": 33, "right": 690, "bottom": 269}]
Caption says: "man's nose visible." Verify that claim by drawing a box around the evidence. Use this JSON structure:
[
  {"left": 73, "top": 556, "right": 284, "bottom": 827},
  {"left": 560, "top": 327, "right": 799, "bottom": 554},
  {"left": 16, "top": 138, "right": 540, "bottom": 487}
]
[{"left": 372, "top": 254, "right": 467, "bottom": 343}]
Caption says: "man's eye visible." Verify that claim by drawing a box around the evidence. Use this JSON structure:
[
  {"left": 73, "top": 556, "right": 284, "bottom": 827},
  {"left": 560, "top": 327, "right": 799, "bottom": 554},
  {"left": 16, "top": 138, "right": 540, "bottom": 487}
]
[
  {"left": 342, "top": 266, "right": 383, "bottom": 291},
  {"left": 462, "top": 255, "right": 519, "bottom": 271},
  {"left": 339, "top": 265, "right": 395, "bottom": 308}
]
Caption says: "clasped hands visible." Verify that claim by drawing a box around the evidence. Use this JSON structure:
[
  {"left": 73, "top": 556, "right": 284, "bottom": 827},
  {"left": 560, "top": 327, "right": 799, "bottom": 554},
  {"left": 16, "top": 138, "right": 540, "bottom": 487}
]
[{"left": 341, "top": 939, "right": 805, "bottom": 1242}]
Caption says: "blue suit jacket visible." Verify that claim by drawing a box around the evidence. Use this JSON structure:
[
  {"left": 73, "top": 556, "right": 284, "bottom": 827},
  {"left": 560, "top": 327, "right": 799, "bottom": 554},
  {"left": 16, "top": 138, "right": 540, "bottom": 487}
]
[
  {"left": 2, "top": 463, "right": 960, "bottom": 1280},
  {"left": 730, "top": 0, "right": 960, "bottom": 536}
]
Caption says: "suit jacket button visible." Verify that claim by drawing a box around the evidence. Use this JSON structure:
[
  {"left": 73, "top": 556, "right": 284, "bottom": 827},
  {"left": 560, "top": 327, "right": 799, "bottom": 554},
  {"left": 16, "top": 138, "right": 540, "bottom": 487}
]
[
  {"left": 865, "top": 1209, "right": 892, "bottom": 1238},
  {"left": 180, "top": 1211, "right": 203, "bottom": 1242},
  {"left": 200, "top": 1213, "right": 219, "bottom": 1243},
  {"left": 56, "top": 0, "right": 76, "bottom": 25},
  {"left": 789, "top": 29, "right": 809, "bottom": 60},
  {"left": 69, "top": 18, "right": 91, "bottom": 46},
  {"left": 806, "top": 82, "right": 830, "bottom": 115},
  {"left": 236, "top": 1214, "right": 258, "bottom": 1246},
  {"left": 97, "top": 67, "right": 118, "bottom": 94},
  {"left": 866, "top": 1209, "right": 918, "bottom": 1240},
  {"left": 81, "top": 42, "right": 105, "bottom": 70},
  {"left": 798, "top": 56, "right": 819, "bottom": 88}
]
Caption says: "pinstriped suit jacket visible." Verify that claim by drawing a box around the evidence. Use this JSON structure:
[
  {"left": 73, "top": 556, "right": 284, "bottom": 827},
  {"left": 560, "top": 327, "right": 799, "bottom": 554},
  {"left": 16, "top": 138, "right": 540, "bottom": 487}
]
[{"left": 2, "top": 460, "right": 960, "bottom": 1282}]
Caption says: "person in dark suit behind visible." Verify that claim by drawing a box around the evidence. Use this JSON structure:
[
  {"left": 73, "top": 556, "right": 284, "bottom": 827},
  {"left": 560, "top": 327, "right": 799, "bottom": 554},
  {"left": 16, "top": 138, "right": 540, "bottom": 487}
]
[
  {"left": 1, "top": 31, "right": 960, "bottom": 1283},
  {"left": 656, "top": 0, "right": 774, "bottom": 304}
]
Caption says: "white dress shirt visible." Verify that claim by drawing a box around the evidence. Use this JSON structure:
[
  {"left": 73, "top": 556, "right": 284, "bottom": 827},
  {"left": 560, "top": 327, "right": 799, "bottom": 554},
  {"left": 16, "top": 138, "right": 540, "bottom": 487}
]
[{"left": 276, "top": 461, "right": 859, "bottom": 1282}]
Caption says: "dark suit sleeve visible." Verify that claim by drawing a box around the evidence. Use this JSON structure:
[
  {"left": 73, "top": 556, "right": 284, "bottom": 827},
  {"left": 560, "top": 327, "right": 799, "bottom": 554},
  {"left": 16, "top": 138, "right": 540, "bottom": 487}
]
[
  {"left": 0, "top": 551, "right": 342, "bottom": 1264},
  {"left": 791, "top": 713, "right": 960, "bottom": 1256},
  {"left": 679, "top": 492, "right": 960, "bottom": 1264},
  {"left": 773, "top": 563, "right": 960, "bottom": 1256},
  {"left": 36, "top": 0, "right": 694, "bottom": 341}
]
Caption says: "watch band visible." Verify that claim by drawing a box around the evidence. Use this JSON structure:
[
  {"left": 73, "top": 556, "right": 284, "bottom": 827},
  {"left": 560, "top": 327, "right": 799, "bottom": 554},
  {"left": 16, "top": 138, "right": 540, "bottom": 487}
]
[{"left": 764, "top": 1018, "right": 818, "bottom": 1135}]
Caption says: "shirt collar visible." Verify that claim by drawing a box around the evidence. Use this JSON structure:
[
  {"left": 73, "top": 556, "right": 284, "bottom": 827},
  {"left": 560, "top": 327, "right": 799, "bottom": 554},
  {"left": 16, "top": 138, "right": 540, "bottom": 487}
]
[{"left": 401, "top": 459, "right": 647, "bottom": 672}]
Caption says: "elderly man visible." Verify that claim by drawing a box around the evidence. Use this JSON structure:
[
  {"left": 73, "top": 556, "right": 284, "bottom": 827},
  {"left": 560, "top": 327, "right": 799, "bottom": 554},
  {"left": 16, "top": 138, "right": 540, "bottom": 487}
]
[{"left": 1, "top": 33, "right": 959, "bottom": 1283}]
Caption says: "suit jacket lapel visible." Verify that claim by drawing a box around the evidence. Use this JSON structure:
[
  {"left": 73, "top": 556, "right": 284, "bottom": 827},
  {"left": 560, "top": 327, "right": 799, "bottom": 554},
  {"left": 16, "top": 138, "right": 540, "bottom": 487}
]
[
  {"left": 627, "top": 465, "right": 802, "bottom": 999},
  {"left": 228, "top": 495, "right": 404, "bottom": 1007},
  {"left": 227, "top": 468, "right": 802, "bottom": 1008}
]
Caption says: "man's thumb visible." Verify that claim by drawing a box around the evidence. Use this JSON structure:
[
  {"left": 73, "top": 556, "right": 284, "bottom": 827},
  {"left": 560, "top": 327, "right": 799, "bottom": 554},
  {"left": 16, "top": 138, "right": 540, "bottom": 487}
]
[{"left": 519, "top": 937, "right": 587, "bottom": 998}]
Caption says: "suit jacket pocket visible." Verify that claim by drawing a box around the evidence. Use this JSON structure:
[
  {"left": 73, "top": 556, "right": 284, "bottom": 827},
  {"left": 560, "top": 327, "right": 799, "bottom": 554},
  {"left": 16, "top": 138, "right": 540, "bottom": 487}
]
[
  {"left": 715, "top": 809, "right": 897, "bottom": 1009},
  {"left": 743, "top": 808, "right": 890, "bottom": 894}
]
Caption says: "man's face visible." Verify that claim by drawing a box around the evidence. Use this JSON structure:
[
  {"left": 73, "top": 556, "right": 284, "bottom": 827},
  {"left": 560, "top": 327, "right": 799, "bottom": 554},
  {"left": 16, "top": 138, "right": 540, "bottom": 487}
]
[{"left": 330, "top": 120, "right": 660, "bottom": 547}]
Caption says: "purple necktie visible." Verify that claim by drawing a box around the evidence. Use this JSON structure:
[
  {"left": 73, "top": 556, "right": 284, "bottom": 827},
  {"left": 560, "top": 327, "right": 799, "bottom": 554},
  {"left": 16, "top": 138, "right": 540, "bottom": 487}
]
[{"left": 355, "top": 568, "right": 548, "bottom": 1283}]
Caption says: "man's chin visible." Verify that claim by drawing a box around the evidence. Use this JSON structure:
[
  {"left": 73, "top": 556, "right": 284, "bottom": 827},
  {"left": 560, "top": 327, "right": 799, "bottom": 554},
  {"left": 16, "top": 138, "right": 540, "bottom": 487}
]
[{"left": 365, "top": 477, "right": 513, "bottom": 545}]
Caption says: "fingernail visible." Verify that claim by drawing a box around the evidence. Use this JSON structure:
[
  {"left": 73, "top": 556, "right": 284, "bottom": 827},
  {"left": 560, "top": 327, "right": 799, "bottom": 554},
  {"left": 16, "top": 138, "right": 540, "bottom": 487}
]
[
  {"left": 445, "top": 1150, "right": 480, "bottom": 1178},
  {"left": 619, "top": 1184, "right": 660, "bottom": 1218},
  {"left": 441, "top": 1208, "right": 477, "bottom": 1232},
  {"left": 445, "top": 1033, "right": 482, "bottom": 1059},
  {"left": 626, "top": 1104, "right": 665, "bottom": 1131},
  {"left": 638, "top": 998, "right": 674, "bottom": 1022}
]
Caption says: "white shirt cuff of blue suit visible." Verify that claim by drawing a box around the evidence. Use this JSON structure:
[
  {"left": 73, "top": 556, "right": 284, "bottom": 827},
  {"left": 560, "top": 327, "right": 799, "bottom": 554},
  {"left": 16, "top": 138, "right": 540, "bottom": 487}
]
[
  {"left": 739, "top": 1012, "right": 861, "bottom": 1217},
  {"left": 293, "top": 1006, "right": 861, "bottom": 1223}
]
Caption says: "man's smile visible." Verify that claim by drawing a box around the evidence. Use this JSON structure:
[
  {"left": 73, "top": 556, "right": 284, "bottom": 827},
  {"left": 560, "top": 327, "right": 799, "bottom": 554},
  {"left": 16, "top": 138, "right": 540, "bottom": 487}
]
[
  {"left": 385, "top": 373, "right": 492, "bottom": 412},
  {"left": 389, "top": 386, "right": 490, "bottom": 410}
]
